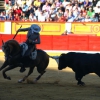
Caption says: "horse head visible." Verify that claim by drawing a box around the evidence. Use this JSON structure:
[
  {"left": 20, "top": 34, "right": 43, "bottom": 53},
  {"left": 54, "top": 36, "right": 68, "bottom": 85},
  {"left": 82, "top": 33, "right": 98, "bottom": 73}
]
[{"left": 2, "top": 39, "right": 21, "bottom": 59}]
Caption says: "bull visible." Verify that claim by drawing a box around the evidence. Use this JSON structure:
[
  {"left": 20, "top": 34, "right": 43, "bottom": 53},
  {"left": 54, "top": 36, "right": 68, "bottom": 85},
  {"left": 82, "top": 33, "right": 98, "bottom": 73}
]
[{"left": 51, "top": 52, "right": 100, "bottom": 85}]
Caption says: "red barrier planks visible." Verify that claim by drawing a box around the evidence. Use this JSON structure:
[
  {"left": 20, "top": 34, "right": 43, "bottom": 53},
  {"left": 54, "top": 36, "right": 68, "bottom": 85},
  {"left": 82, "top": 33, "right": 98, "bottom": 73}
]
[
  {"left": 52, "top": 35, "right": 68, "bottom": 50},
  {"left": 89, "top": 36, "right": 100, "bottom": 51},
  {"left": 0, "top": 34, "right": 100, "bottom": 51},
  {"left": 37, "top": 35, "right": 53, "bottom": 50},
  {"left": 68, "top": 35, "right": 89, "bottom": 51}
]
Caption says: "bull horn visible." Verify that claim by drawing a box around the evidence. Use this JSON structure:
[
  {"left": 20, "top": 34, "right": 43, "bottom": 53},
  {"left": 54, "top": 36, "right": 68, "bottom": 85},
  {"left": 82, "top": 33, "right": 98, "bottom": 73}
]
[{"left": 2, "top": 40, "right": 4, "bottom": 45}]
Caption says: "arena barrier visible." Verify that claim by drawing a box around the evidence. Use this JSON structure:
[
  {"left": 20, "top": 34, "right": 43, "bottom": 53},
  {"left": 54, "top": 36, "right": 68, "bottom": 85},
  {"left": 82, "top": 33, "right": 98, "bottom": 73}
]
[
  {"left": 0, "top": 34, "right": 100, "bottom": 52},
  {"left": 0, "top": 21, "right": 100, "bottom": 35}
]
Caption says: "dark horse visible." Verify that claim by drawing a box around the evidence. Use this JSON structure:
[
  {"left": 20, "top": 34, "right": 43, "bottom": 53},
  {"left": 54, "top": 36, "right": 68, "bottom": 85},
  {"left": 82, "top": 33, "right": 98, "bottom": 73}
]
[{"left": 0, "top": 39, "right": 49, "bottom": 83}]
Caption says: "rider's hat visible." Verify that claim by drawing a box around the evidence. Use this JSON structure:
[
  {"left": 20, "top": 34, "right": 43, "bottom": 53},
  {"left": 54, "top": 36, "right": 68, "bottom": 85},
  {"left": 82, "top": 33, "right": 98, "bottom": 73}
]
[{"left": 30, "top": 24, "right": 41, "bottom": 33}]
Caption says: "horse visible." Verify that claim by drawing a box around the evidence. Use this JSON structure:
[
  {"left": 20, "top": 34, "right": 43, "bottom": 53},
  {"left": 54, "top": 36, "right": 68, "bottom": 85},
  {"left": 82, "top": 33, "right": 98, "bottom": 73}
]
[{"left": 0, "top": 39, "right": 49, "bottom": 83}]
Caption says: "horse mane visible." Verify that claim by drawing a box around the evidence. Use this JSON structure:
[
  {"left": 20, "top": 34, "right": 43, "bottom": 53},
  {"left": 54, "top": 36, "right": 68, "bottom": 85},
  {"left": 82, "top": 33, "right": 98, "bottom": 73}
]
[{"left": 5, "top": 39, "right": 21, "bottom": 55}]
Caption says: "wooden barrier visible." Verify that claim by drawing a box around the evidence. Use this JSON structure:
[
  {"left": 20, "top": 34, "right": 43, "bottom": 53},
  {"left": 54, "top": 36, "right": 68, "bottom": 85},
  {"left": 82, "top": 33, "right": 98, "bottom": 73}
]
[{"left": 0, "top": 34, "right": 100, "bottom": 51}]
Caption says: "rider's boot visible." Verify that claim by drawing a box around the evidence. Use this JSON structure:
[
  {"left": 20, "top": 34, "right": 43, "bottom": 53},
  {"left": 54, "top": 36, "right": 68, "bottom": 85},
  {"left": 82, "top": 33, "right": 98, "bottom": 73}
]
[{"left": 19, "top": 47, "right": 32, "bottom": 72}]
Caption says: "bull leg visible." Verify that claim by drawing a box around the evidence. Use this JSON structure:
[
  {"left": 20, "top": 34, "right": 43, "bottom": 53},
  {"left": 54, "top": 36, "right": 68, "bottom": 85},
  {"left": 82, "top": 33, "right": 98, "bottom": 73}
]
[
  {"left": 75, "top": 72, "right": 85, "bottom": 86},
  {"left": 2, "top": 65, "right": 17, "bottom": 80},
  {"left": 0, "top": 60, "right": 8, "bottom": 71},
  {"left": 18, "top": 67, "right": 34, "bottom": 83}
]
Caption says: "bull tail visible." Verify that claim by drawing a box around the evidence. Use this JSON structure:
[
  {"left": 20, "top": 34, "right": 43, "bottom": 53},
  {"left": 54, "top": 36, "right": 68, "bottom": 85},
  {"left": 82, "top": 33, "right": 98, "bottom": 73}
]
[
  {"left": 49, "top": 55, "right": 59, "bottom": 65},
  {"left": 49, "top": 55, "right": 59, "bottom": 59}
]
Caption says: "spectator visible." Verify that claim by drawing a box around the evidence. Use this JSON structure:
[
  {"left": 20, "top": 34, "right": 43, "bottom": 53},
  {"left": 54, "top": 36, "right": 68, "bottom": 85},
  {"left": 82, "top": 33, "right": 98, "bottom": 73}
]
[
  {"left": 81, "top": 7, "right": 87, "bottom": 17},
  {"left": 49, "top": 6, "right": 57, "bottom": 21},
  {"left": 22, "top": 2, "right": 29, "bottom": 13},
  {"left": 73, "top": 8, "right": 80, "bottom": 19},
  {"left": 56, "top": 8, "right": 64, "bottom": 18},
  {"left": 14, "top": 13, "right": 20, "bottom": 21},
  {"left": 28, "top": 4, "right": 35, "bottom": 14},
  {"left": 83, "top": 0, "right": 92, "bottom": 10},
  {"left": 67, "top": 11, "right": 75, "bottom": 22},
  {"left": 0, "top": 11, "right": 6, "bottom": 20},
  {"left": 5, "top": 0, "right": 9, "bottom": 4},
  {"left": 11, "top": 0, "right": 16, "bottom": 6},
  {"left": 34, "top": 7, "right": 42, "bottom": 20},
  {"left": 50, "top": 2, "right": 57, "bottom": 11},
  {"left": 74, "top": 0, "right": 79, "bottom": 5},
  {"left": 15, "top": 6, "right": 22, "bottom": 16},
  {"left": 29, "top": 13, "right": 37, "bottom": 21},
  {"left": 62, "top": 0, "right": 70, "bottom": 8},
  {"left": 42, "top": 2, "right": 51, "bottom": 12},
  {"left": 54, "top": 0, "right": 62, "bottom": 10},
  {"left": 52, "top": 13, "right": 59, "bottom": 21},
  {"left": 94, "top": 4, "right": 100, "bottom": 22},
  {"left": 26, "top": 0, "right": 33, "bottom": 6},
  {"left": 38, "top": 11, "right": 46, "bottom": 21},
  {"left": 59, "top": 3, "right": 65, "bottom": 12},
  {"left": 43, "top": 10, "right": 49, "bottom": 21},
  {"left": 73, "top": 3, "right": 81, "bottom": 12},
  {"left": 91, "top": 13, "right": 98, "bottom": 22},
  {"left": 75, "top": 12, "right": 85, "bottom": 22},
  {"left": 78, "top": 0, "right": 84, "bottom": 7},
  {"left": 58, "top": 14, "right": 66, "bottom": 22},
  {"left": 6, "top": 12, "right": 14, "bottom": 20},
  {"left": 47, "top": 0, "right": 54, "bottom": 6},
  {"left": 1, "top": 0, "right": 99, "bottom": 22},
  {"left": 40, "top": 0, "right": 46, "bottom": 10},
  {"left": 84, "top": 15, "right": 92, "bottom": 22},
  {"left": 20, "top": 12, "right": 28, "bottom": 21},
  {"left": 33, "top": 0, "right": 42, "bottom": 10},
  {"left": 65, "top": 2, "right": 73, "bottom": 12},
  {"left": 96, "top": 1, "right": 100, "bottom": 7},
  {"left": 93, "top": 0, "right": 98, "bottom": 7},
  {"left": 5, "top": 1, "right": 12, "bottom": 15},
  {"left": 64, "top": 9, "right": 69, "bottom": 20},
  {"left": 87, "top": 7, "right": 95, "bottom": 18},
  {"left": 16, "top": 0, "right": 23, "bottom": 7}
]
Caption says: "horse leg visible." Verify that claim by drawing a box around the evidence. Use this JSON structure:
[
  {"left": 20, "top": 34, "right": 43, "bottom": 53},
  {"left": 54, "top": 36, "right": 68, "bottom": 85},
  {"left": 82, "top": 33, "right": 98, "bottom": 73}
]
[
  {"left": 2, "top": 65, "right": 17, "bottom": 80},
  {"left": 33, "top": 63, "right": 47, "bottom": 83},
  {"left": 34, "top": 71, "right": 46, "bottom": 82},
  {"left": 0, "top": 60, "right": 8, "bottom": 71},
  {"left": 18, "top": 67, "right": 34, "bottom": 83}
]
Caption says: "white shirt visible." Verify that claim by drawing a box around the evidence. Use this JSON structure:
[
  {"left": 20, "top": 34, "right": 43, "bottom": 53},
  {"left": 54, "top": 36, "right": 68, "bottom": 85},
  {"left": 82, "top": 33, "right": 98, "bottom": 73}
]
[
  {"left": 84, "top": 18, "right": 91, "bottom": 22},
  {"left": 96, "top": 1, "right": 100, "bottom": 6},
  {"left": 38, "top": 13, "right": 46, "bottom": 22},
  {"left": 94, "top": 7, "right": 100, "bottom": 13},
  {"left": 62, "top": 1, "right": 70, "bottom": 7}
]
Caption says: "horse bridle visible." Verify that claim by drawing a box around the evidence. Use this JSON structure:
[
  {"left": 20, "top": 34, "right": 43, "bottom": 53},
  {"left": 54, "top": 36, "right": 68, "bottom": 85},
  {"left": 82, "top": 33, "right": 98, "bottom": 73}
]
[{"left": 2, "top": 42, "right": 12, "bottom": 60}]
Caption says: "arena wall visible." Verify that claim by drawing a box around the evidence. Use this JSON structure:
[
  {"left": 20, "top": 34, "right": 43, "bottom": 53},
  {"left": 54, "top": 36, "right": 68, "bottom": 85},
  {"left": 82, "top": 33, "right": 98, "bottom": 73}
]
[
  {"left": 0, "top": 21, "right": 100, "bottom": 35},
  {"left": 0, "top": 34, "right": 100, "bottom": 52},
  {"left": 0, "top": 21, "right": 100, "bottom": 55}
]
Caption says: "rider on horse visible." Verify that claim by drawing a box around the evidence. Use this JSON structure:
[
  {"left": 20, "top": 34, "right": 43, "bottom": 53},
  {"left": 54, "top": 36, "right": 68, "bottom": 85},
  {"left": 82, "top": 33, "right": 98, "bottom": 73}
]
[{"left": 16, "top": 24, "right": 41, "bottom": 72}]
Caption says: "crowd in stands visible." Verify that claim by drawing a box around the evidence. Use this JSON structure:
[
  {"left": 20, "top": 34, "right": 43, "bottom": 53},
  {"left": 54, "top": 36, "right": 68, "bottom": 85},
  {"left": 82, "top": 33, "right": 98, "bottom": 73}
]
[{"left": 0, "top": 0, "right": 100, "bottom": 22}]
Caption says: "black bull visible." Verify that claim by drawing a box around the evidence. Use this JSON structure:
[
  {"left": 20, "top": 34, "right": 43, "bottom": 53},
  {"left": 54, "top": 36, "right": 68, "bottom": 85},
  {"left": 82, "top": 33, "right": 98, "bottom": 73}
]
[
  {"left": 58, "top": 52, "right": 100, "bottom": 85},
  {"left": 0, "top": 39, "right": 49, "bottom": 83}
]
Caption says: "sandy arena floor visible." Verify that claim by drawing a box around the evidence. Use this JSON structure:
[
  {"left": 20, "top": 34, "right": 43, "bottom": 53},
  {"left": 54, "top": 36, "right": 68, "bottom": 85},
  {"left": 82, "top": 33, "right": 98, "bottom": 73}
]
[{"left": 0, "top": 56, "right": 100, "bottom": 100}]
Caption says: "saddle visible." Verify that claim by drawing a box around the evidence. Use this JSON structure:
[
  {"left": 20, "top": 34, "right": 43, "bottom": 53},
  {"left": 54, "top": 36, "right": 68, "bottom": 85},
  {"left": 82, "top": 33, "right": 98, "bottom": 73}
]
[{"left": 20, "top": 42, "right": 37, "bottom": 60}]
